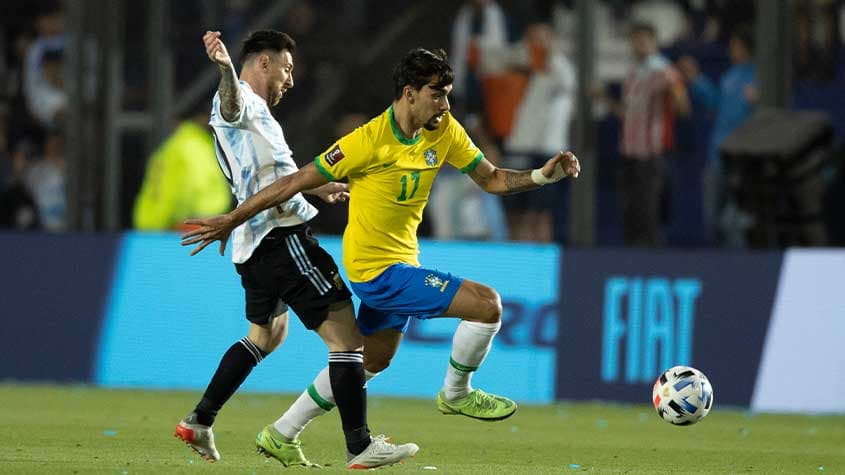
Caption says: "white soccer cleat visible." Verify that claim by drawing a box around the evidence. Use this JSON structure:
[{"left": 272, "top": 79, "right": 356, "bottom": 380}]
[
  {"left": 346, "top": 434, "right": 419, "bottom": 470},
  {"left": 174, "top": 415, "right": 221, "bottom": 462}
]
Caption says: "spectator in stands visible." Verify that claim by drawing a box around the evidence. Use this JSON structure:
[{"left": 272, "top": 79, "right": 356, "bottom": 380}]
[
  {"left": 594, "top": 22, "right": 690, "bottom": 247},
  {"left": 504, "top": 23, "right": 576, "bottom": 242},
  {"left": 28, "top": 48, "right": 65, "bottom": 129},
  {"left": 440, "top": 0, "right": 510, "bottom": 241},
  {"left": 429, "top": 113, "right": 508, "bottom": 241},
  {"left": 659, "top": 0, "right": 755, "bottom": 46},
  {"left": 450, "top": 0, "right": 508, "bottom": 117},
  {"left": 133, "top": 104, "right": 231, "bottom": 231},
  {"left": 23, "top": 131, "right": 65, "bottom": 232},
  {"left": 0, "top": 108, "right": 40, "bottom": 230},
  {"left": 631, "top": 0, "right": 687, "bottom": 46},
  {"left": 793, "top": 0, "right": 838, "bottom": 83},
  {"left": 678, "top": 25, "right": 758, "bottom": 245},
  {"left": 23, "top": 5, "right": 65, "bottom": 129}
]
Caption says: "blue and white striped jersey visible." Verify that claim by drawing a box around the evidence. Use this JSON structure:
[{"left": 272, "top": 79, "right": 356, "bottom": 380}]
[{"left": 209, "top": 81, "right": 317, "bottom": 263}]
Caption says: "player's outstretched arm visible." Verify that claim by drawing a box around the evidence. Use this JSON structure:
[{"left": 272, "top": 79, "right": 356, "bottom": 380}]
[
  {"left": 203, "top": 30, "right": 242, "bottom": 122},
  {"left": 181, "top": 163, "right": 329, "bottom": 256},
  {"left": 467, "top": 151, "right": 580, "bottom": 195},
  {"left": 303, "top": 182, "right": 349, "bottom": 204}
]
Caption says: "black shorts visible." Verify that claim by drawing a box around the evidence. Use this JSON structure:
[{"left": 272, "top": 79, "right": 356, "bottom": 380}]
[{"left": 234, "top": 223, "right": 352, "bottom": 329}]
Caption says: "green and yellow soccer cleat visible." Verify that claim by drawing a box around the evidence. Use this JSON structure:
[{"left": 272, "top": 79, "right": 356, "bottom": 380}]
[
  {"left": 255, "top": 425, "right": 320, "bottom": 468},
  {"left": 437, "top": 389, "right": 518, "bottom": 421}
]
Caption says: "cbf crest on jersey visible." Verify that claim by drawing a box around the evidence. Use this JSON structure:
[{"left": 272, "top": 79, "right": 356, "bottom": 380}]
[
  {"left": 423, "top": 147, "right": 438, "bottom": 166},
  {"left": 424, "top": 273, "right": 450, "bottom": 292}
]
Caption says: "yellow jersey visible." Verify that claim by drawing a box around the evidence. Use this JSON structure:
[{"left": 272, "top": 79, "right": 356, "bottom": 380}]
[{"left": 314, "top": 106, "right": 483, "bottom": 282}]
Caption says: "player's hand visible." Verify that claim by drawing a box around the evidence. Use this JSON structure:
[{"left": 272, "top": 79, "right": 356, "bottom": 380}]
[
  {"left": 203, "top": 31, "right": 232, "bottom": 69},
  {"left": 181, "top": 213, "right": 235, "bottom": 256},
  {"left": 311, "top": 182, "right": 350, "bottom": 204},
  {"left": 541, "top": 151, "right": 580, "bottom": 181}
]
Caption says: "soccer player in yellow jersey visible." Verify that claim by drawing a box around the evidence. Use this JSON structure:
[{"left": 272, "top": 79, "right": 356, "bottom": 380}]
[{"left": 183, "top": 47, "right": 579, "bottom": 454}]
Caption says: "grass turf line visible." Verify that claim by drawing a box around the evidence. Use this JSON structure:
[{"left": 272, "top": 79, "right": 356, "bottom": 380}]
[{"left": 0, "top": 384, "right": 842, "bottom": 474}]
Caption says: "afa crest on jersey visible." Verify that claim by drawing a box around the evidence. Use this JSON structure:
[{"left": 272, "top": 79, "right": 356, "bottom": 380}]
[{"left": 424, "top": 148, "right": 438, "bottom": 166}]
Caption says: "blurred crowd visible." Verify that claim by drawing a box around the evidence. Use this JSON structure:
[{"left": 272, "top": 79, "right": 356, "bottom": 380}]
[
  {"left": 2, "top": 0, "right": 844, "bottom": 248},
  {"left": 0, "top": 1, "right": 66, "bottom": 231},
  {"left": 433, "top": 0, "right": 845, "bottom": 247}
]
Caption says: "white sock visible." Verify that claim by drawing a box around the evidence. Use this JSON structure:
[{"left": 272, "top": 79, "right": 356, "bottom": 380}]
[
  {"left": 274, "top": 367, "right": 380, "bottom": 440},
  {"left": 442, "top": 320, "right": 501, "bottom": 401}
]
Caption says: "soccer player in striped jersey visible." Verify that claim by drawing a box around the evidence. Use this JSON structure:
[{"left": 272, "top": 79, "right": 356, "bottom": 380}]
[
  {"left": 182, "top": 47, "right": 580, "bottom": 459},
  {"left": 174, "top": 30, "right": 417, "bottom": 470}
]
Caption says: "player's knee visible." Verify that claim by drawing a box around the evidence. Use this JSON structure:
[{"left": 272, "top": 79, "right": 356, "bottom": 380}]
[
  {"left": 249, "top": 318, "right": 288, "bottom": 354},
  {"left": 476, "top": 286, "right": 502, "bottom": 323},
  {"left": 364, "top": 356, "right": 391, "bottom": 373},
  {"left": 324, "top": 333, "right": 364, "bottom": 353},
  {"left": 252, "top": 333, "right": 284, "bottom": 354},
  {"left": 262, "top": 330, "right": 286, "bottom": 353}
]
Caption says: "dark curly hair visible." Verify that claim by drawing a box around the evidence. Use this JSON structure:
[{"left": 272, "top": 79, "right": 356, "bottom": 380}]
[{"left": 392, "top": 48, "right": 454, "bottom": 100}]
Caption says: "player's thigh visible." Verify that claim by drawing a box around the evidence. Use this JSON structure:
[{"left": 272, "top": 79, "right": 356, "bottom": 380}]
[
  {"left": 280, "top": 229, "right": 353, "bottom": 328},
  {"left": 441, "top": 278, "right": 502, "bottom": 323},
  {"left": 315, "top": 300, "right": 363, "bottom": 352},
  {"left": 362, "top": 328, "right": 404, "bottom": 373},
  {"left": 236, "top": 252, "right": 288, "bottom": 324},
  {"left": 248, "top": 310, "right": 289, "bottom": 353}
]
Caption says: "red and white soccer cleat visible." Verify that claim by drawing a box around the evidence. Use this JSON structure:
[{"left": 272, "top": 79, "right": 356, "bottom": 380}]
[{"left": 174, "top": 414, "right": 221, "bottom": 462}]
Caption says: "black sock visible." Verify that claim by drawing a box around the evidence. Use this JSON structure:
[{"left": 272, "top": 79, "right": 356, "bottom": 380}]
[
  {"left": 329, "top": 351, "right": 371, "bottom": 455},
  {"left": 193, "top": 337, "right": 267, "bottom": 426}
]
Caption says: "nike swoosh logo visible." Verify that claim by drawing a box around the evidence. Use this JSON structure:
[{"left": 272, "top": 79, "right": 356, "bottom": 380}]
[{"left": 267, "top": 436, "right": 284, "bottom": 450}]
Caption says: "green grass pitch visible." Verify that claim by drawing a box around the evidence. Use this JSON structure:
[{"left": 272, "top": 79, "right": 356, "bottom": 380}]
[{"left": 0, "top": 384, "right": 842, "bottom": 474}]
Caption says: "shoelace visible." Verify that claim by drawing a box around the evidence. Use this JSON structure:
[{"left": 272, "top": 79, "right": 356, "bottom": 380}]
[{"left": 470, "top": 390, "right": 499, "bottom": 411}]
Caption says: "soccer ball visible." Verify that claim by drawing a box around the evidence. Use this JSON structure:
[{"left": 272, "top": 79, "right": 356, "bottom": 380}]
[{"left": 652, "top": 366, "right": 714, "bottom": 425}]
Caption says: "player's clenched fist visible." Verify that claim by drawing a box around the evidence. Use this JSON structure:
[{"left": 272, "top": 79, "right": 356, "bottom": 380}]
[
  {"left": 532, "top": 151, "right": 580, "bottom": 185},
  {"left": 203, "top": 31, "right": 232, "bottom": 68},
  {"left": 557, "top": 151, "right": 580, "bottom": 178}
]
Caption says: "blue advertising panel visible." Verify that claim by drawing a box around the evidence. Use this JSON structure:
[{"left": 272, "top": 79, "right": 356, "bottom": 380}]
[
  {"left": 0, "top": 233, "right": 120, "bottom": 381},
  {"left": 555, "top": 249, "right": 782, "bottom": 406},
  {"left": 96, "top": 233, "right": 559, "bottom": 403}
]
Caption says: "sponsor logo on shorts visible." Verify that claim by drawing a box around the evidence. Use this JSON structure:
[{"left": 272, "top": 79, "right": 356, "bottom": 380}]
[
  {"left": 424, "top": 274, "right": 449, "bottom": 292},
  {"left": 332, "top": 271, "right": 345, "bottom": 290},
  {"left": 424, "top": 147, "right": 438, "bottom": 166},
  {"left": 325, "top": 145, "right": 345, "bottom": 166}
]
